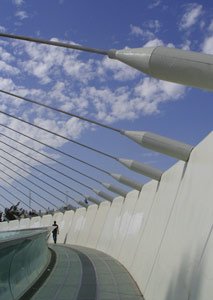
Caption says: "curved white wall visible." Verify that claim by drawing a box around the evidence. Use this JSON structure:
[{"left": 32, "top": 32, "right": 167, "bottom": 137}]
[
  {"left": 77, "top": 204, "right": 98, "bottom": 246},
  {"left": 119, "top": 180, "right": 158, "bottom": 269},
  {"left": 30, "top": 216, "right": 41, "bottom": 228},
  {"left": 66, "top": 207, "right": 86, "bottom": 244},
  {"left": 108, "top": 190, "right": 139, "bottom": 259},
  {"left": 86, "top": 200, "right": 111, "bottom": 248},
  {"left": 97, "top": 196, "right": 124, "bottom": 253},
  {"left": 57, "top": 210, "right": 74, "bottom": 244},
  {"left": 130, "top": 160, "right": 186, "bottom": 293},
  {"left": 8, "top": 220, "right": 19, "bottom": 230},
  {"left": 2, "top": 131, "right": 213, "bottom": 300}
]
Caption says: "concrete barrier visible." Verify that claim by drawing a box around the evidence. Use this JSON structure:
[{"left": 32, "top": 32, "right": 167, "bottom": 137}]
[
  {"left": 19, "top": 218, "right": 30, "bottom": 229},
  {"left": 97, "top": 196, "right": 124, "bottom": 254},
  {"left": 40, "top": 214, "right": 53, "bottom": 227},
  {"left": 118, "top": 180, "right": 158, "bottom": 269},
  {"left": 0, "top": 221, "right": 9, "bottom": 231},
  {"left": 30, "top": 216, "right": 41, "bottom": 228},
  {"left": 144, "top": 132, "right": 213, "bottom": 300},
  {"left": 130, "top": 161, "right": 186, "bottom": 292},
  {"left": 8, "top": 220, "right": 19, "bottom": 230},
  {"left": 58, "top": 210, "right": 74, "bottom": 244},
  {"left": 86, "top": 200, "right": 111, "bottom": 248},
  {"left": 66, "top": 207, "right": 86, "bottom": 244},
  {"left": 2, "top": 131, "right": 213, "bottom": 300},
  {"left": 189, "top": 225, "right": 213, "bottom": 300},
  {"left": 108, "top": 190, "right": 139, "bottom": 259},
  {"left": 77, "top": 204, "right": 98, "bottom": 246}
]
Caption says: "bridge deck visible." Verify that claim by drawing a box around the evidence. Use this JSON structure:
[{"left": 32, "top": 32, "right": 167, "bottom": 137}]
[{"left": 31, "top": 244, "right": 144, "bottom": 300}]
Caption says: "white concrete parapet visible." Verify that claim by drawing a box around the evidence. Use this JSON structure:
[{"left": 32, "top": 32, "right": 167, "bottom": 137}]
[{"left": 3, "top": 131, "right": 213, "bottom": 300}]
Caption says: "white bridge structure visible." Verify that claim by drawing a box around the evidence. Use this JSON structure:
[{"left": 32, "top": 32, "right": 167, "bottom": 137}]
[
  {"left": 1, "top": 130, "right": 213, "bottom": 299},
  {"left": 0, "top": 34, "right": 213, "bottom": 300}
]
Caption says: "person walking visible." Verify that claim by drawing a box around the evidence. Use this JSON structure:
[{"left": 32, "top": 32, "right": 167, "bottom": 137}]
[{"left": 52, "top": 221, "right": 59, "bottom": 244}]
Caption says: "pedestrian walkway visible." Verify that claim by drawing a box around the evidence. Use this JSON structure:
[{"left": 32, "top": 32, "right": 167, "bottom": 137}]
[{"left": 30, "top": 244, "right": 144, "bottom": 300}]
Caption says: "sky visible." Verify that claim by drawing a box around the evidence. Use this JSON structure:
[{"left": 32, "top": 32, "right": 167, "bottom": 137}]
[{"left": 0, "top": 0, "right": 212, "bottom": 212}]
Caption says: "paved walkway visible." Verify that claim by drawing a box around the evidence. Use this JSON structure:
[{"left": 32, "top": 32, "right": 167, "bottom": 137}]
[{"left": 31, "top": 244, "right": 144, "bottom": 300}]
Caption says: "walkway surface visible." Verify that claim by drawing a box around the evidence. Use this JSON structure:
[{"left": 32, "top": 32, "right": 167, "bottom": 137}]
[{"left": 31, "top": 244, "right": 144, "bottom": 300}]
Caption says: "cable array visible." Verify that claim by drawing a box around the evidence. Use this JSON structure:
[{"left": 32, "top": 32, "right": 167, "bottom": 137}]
[
  {"left": 0, "top": 110, "right": 117, "bottom": 160},
  {"left": 0, "top": 32, "right": 150, "bottom": 212},
  {"left": 0, "top": 123, "right": 110, "bottom": 175}
]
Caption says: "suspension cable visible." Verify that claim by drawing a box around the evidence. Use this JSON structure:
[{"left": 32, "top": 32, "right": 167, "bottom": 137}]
[
  {"left": 0, "top": 137, "right": 95, "bottom": 190},
  {"left": 0, "top": 89, "right": 121, "bottom": 133},
  {"left": 0, "top": 32, "right": 109, "bottom": 55},
  {"left": 0, "top": 190, "right": 15, "bottom": 206},
  {"left": 0, "top": 157, "right": 60, "bottom": 208},
  {"left": 0, "top": 130, "right": 102, "bottom": 184},
  {"left": 0, "top": 174, "right": 46, "bottom": 209},
  {"left": 0, "top": 110, "right": 117, "bottom": 160},
  {"left": 0, "top": 183, "right": 31, "bottom": 209},
  {"left": 0, "top": 123, "right": 110, "bottom": 175},
  {"left": 1, "top": 149, "right": 85, "bottom": 198}
]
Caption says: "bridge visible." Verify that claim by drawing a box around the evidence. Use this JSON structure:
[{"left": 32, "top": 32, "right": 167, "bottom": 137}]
[
  {"left": 0, "top": 33, "right": 212, "bottom": 300},
  {"left": 0, "top": 130, "right": 213, "bottom": 299}
]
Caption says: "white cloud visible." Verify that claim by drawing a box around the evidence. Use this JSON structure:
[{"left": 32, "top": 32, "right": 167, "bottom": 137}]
[
  {"left": 63, "top": 56, "right": 94, "bottom": 83},
  {"left": 130, "top": 24, "right": 155, "bottom": 40},
  {"left": 148, "top": 0, "right": 161, "bottom": 9},
  {"left": 90, "top": 86, "right": 135, "bottom": 122},
  {"left": 208, "top": 20, "right": 213, "bottom": 32},
  {"left": 24, "top": 60, "right": 52, "bottom": 84},
  {"left": 146, "top": 20, "right": 161, "bottom": 32},
  {"left": 15, "top": 10, "right": 28, "bottom": 20},
  {"left": 180, "top": 39, "right": 191, "bottom": 50},
  {"left": 0, "top": 77, "right": 16, "bottom": 90},
  {"left": 143, "top": 38, "right": 164, "bottom": 48},
  {"left": 17, "top": 39, "right": 96, "bottom": 84},
  {"left": 0, "top": 61, "right": 20, "bottom": 75},
  {"left": 0, "top": 46, "right": 15, "bottom": 62},
  {"left": 130, "top": 20, "right": 161, "bottom": 44},
  {"left": 79, "top": 77, "right": 186, "bottom": 123},
  {"left": 0, "top": 26, "right": 6, "bottom": 32},
  {"left": 134, "top": 78, "right": 185, "bottom": 101},
  {"left": 13, "top": 0, "right": 25, "bottom": 6},
  {"left": 48, "top": 81, "right": 69, "bottom": 102},
  {"left": 64, "top": 118, "right": 88, "bottom": 139},
  {"left": 99, "top": 56, "right": 139, "bottom": 81},
  {"left": 179, "top": 3, "right": 203, "bottom": 30},
  {"left": 130, "top": 25, "right": 144, "bottom": 36},
  {"left": 202, "top": 20, "right": 213, "bottom": 54},
  {"left": 202, "top": 36, "right": 213, "bottom": 54},
  {"left": 133, "top": 78, "right": 186, "bottom": 114},
  {"left": 143, "top": 38, "right": 175, "bottom": 48},
  {"left": 33, "top": 116, "right": 87, "bottom": 141}
]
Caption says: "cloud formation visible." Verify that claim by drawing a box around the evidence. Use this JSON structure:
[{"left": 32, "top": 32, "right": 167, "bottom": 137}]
[
  {"left": 13, "top": 0, "right": 25, "bottom": 5},
  {"left": 202, "top": 19, "right": 213, "bottom": 54},
  {"left": 179, "top": 3, "right": 203, "bottom": 30},
  {"left": 0, "top": 36, "right": 188, "bottom": 189},
  {"left": 15, "top": 10, "right": 28, "bottom": 20}
]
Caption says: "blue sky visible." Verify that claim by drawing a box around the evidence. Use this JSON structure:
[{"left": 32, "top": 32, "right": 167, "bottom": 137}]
[{"left": 0, "top": 0, "right": 212, "bottom": 211}]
